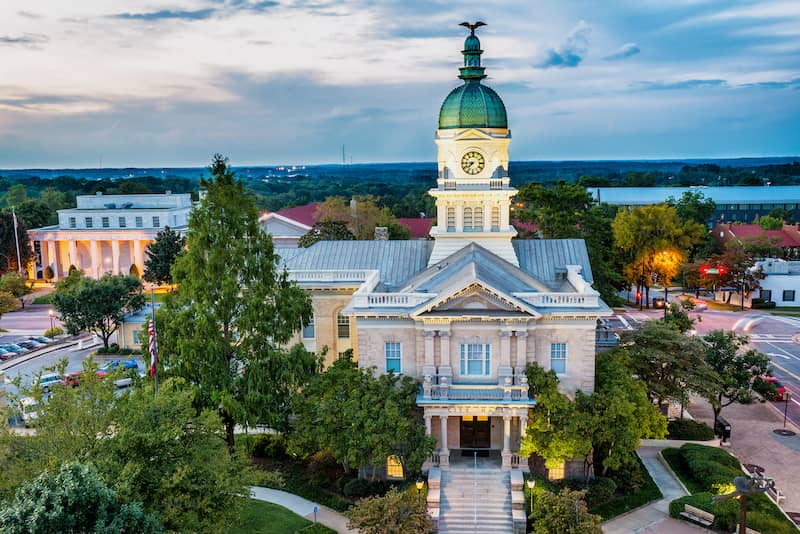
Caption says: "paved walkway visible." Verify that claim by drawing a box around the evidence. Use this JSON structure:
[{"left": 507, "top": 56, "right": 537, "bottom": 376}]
[
  {"left": 249, "top": 486, "right": 356, "bottom": 534},
  {"left": 602, "top": 447, "right": 711, "bottom": 534}
]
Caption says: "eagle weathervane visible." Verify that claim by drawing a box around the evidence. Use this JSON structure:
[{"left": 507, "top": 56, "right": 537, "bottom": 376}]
[{"left": 459, "top": 21, "right": 486, "bottom": 35}]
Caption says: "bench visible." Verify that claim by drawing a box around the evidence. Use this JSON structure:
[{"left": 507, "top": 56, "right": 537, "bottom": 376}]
[
  {"left": 767, "top": 485, "right": 786, "bottom": 504},
  {"left": 680, "top": 504, "right": 715, "bottom": 527}
]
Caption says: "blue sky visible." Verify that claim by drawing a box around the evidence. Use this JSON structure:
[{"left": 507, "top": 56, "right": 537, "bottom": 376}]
[{"left": 0, "top": 0, "right": 798, "bottom": 167}]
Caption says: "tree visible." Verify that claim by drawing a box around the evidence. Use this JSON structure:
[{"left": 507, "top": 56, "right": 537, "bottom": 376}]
[
  {"left": 347, "top": 487, "right": 434, "bottom": 534},
  {"left": 530, "top": 488, "right": 602, "bottom": 534},
  {"left": 0, "top": 272, "right": 31, "bottom": 309},
  {"left": 613, "top": 204, "right": 704, "bottom": 308},
  {"left": 314, "top": 195, "right": 405, "bottom": 240},
  {"left": 290, "top": 358, "right": 435, "bottom": 476},
  {"left": 519, "top": 364, "right": 593, "bottom": 473},
  {"left": 143, "top": 226, "right": 185, "bottom": 285},
  {"left": 159, "top": 154, "right": 317, "bottom": 449},
  {"left": 621, "top": 321, "right": 717, "bottom": 409},
  {"left": 755, "top": 215, "right": 783, "bottom": 230},
  {"left": 711, "top": 240, "right": 766, "bottom": 309},
  {"left": 0, "top": 211, "right": 34, "bottom": 274},
  {"left": 0, "top": 462, "right": 162, "bottom": 534},
  {"left": 52, "top": 273, "right": 144, "bottom": 349},
  {"left": 100, "top": 379, "right": 250, "bottom": 532},
  {"left": 663, "top": 301, "right": 695, "bottom": 333},
  {"left": 667, "top": 191, "right": 716, "bottom": 227},
  {"left": 0, "top": 291, "right": 19, "bottom": 319},
  {"left": 702, "top": 330, "right": 769, "bottom": 422},
  {"left": 14, "top": 199, "right": 52, "bottom": 230},
  {"left": 2, "top": 184, "right": 28, "bottom": 208},
  {"left": 298, "top": 220, "right": 356, "bottom": 248}
]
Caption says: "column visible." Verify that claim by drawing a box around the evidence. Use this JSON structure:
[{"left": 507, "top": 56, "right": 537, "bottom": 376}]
[
  {"left": 111, "top": 239, "right": 120, "bottom": 275},
  {"left": 500, "top": 330, "right": 511, "bottom": 366},
  {"left": 502, "top": 414, "right": 512, "bottom": 469},
  {"left": 515, "top": 331, "right": 528, "bottom": 383},
  {"left": 424, "top": 330, "right": 436, "bottom": 367},
  {"left": 424, "top": 414, "right": 432, "bottom": 436},
  {"left": 439, "top": 415, "right": 449, "bottom": 467},
  {"left": 69, "top": 241, "right": 78, "bottom": 270},
  {"left": 518, "top": 414, "right": 529, "bottom": 462},
  {"left": 39, "top": 240, "right": 49, "bottom": 278},
  {"left": 483, "top": 203, "right": 492, "bottom": 232},
  {"left": 47, "top": 241, "right": 59, "bottom": 280},
  {"left": 133, "top": 240, "right": 143, "bottom": 277},
  {"left": 439, "top": 330, "right": 450, "bottom": 369},
  {"left": 437, "top": 201, "right": 446, "bottom": 232},
  {"left": 89, "top": 240, "right": 100, "bottom": 278},
  {"left": 500, "top": 199, "right": 510, "bottom": 229},
  {"left": 455, "top": 204, "right": 463, "bottom": 232}
]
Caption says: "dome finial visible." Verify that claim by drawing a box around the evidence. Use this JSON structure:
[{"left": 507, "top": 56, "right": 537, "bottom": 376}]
[{"left": 459, "top": 21, "right": 486, "bottom": 36}]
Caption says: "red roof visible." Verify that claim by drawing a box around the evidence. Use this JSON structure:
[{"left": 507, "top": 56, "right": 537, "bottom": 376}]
[
  {"left": 275, "top": 203, "right": 320, "bottom": 227},
  {"left": 718, "top": 223, "right": 800, "bottom": 248},
  {"left": 397, "top": 218, "right": 433, "bottom": 238}
]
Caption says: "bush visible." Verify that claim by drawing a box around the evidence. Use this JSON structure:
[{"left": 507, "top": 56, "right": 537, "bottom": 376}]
[
  {"left": 747, "top": 511, "right": 797, "bottom": 534},
  {"left": 586, "top": 477, "right": 617, "bottom": 508},
  {"left": 44, "top": 326, "right": 63, "bottom": 338},
  {"left": 343, "top": 478, "right": 390, "bottom": 498},
  {"left": 247, "top": 468, "right": 285, "bottom": 488},
  {"left": 667, "top": 419, "right": 715, "bottom": 441},
  {"left": 680, "top": 444, "right": 741, "bottom": 495},
  {"left": 752, "top": 300, "right": 776, "bottom": 309},
  {"left": 243, "top": 434, "right": 288, "bottom": 458}
]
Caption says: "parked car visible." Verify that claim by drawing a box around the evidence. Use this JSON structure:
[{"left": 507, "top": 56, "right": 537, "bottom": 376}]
[
  {"left": 1, "top": 344, "right": 29, "bottom": 355},
  {"left": 0, "top": 348, "right": 12, "bottom": 360},
  {"left": 19, "top": 397, "right": 40, "bottom": 426},
  {"left": 101, "top": 359, "right": 139, "bottom": 372},
  {"left": 37, "top": 373, "right": 64, "bottom": 391},
  {"left": 16, "top": 340, "right": 44, "bottom": 350},
  {"left": 28, "top": 336, "right": 53, "bottom": 344},
  {"left": 755, "top": 375, "right": 787, "bottom": 401},
  {"left": 64, "top": 369, "right": 108, "bottom": 387}
]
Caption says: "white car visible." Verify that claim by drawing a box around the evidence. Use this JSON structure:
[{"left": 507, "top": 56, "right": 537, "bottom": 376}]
[
  {"left": 19, "top": 397, "right": 39, "bottom": 426},
  {"left": 37, "top": 373, "right": 64, "bottom": 391}
]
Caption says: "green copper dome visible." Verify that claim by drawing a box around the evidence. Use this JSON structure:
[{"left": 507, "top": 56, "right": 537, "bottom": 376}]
[{"left": 438, "top": 23, "right": 508, "bottom": 130}]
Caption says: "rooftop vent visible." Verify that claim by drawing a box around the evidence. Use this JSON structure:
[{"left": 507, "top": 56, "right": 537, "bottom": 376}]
[
  {"left": 104, "top": 203, "right": 116, "bottom": 209},
  {"left": 121, "top": 202, "right": 133, "bottom": 209}
]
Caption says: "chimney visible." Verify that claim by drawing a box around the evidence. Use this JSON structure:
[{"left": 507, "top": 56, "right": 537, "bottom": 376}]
[{"left": 374, "top": 227, "right": 389, "bottom": 240}]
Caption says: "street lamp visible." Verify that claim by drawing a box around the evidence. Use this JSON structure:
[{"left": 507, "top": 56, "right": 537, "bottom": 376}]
[
  {"left": 526, "top": 477, "right": 535, "bottom": 513},
  {"left": 48, "top": 309, "right": 55, "bottom": 338},
  {"left": 415, "top": 476, "right": 425, "bottom": 506}
]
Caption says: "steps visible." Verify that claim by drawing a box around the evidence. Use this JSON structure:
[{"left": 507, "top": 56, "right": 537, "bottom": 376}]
[{"left": 438, "top": 468, "right": 512, "bottom": 534}]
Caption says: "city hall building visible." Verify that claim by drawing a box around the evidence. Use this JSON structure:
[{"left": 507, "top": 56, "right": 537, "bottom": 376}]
[{"left": 279, "top": 26, "right": 611, "bottom": 481}]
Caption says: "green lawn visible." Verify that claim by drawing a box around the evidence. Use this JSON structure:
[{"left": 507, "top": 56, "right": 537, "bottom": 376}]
[
  {"left": 227, "top": 500, "right": 336, "bottom": 534},
  {"left": 33, "top": 294, "right": 54, "bottom": 305},
  {"left": 590, "top": 456, "right": 663, "bottom": 520}
]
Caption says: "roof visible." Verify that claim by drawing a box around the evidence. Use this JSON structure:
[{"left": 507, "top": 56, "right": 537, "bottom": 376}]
[
  {"left": 439, "top": 82, "right": 508, "bottom": 130},
  {"left": 281, "top": 240, "right": 434, "bottom": 290},
  {"left": 716, "top": 223, "right": 800, "bottom": 248},
  {"left": 590, "top": 186, "right": 800, "bottom": 205},
  {"left": 396, "top": 218, "right": 433, "bottom": 238},
  {"left": 274, "top": 203, "right": 320, "bottom": 227},
  {"left": 513, "top": 239, "right": 595, "bottom": 284}
]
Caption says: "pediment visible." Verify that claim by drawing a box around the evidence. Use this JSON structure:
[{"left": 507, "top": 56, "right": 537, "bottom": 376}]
[
  {"left": 412, "top": 282, "right": 538, "bottom": 317},
  {"left": 454, "top": 128, "right": 494, "bottom": 141}
]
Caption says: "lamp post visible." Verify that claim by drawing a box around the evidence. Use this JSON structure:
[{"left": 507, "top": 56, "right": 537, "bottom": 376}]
[
  {"left": 415, "top": 476, "right": 425, "bottom": 506},
  {"left": 784, "top": 391, "right": 792, "bottom": 429},
  {"left": 48, "top": 309, "right": 55, "bottom": 338},
  {"left": 526, "top": 477, "right": 535, "bottom": 514}
]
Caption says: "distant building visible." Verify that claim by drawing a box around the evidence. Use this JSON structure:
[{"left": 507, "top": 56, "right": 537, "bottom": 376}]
[
  {"left": 590, "top": 186, "right": 800, "bottom": 224},
  {"left": 756, "top": 259, "right": 800, "bottom": 307},
  {"left": 714, "top": 222, "right": 800, "bottom": 260},
  {"left": 118, "top": 302, "right": 161, "bottom": 350},
  {"left": 28, "top": 192, "right": 192, "bottom": 280}
]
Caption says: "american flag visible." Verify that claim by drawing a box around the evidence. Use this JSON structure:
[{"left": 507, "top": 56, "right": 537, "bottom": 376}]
[{"left": 148, "top": 315, "right": 158, "bottom": 378}]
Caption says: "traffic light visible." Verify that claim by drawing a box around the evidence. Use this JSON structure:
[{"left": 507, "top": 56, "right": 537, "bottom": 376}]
[
  {"left": 700, "top": 265, "right": 710, "bottom": 275},
  {"left": 718, "top": 265, "right": 727, "bottom": 275}
]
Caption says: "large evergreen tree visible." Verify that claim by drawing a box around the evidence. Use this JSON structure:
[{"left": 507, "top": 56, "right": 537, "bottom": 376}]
[
  {"left": 0, "top": 211, "right": 33, "bottom": 275},
  {"left": 159, "top": 154, "right": 318, "bottom": 448},
  {"left": 143, "top": 226, "right": 185, "bottom": 285}
]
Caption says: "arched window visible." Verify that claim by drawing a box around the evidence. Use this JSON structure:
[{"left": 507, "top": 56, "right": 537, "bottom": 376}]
[
  {"left": 386, "top": 455, "right": 404, "bottom": 479},
  {"left": 447, "top": 207, "right": 455, "bottom": 232},
  {"left": 337, "top": 311, "right": 350, "bottom": 339},
  {"left": 473, "top": 206, "right": 483, "bottom": 231},
  {"left": 491, "top": 206, "right": 500, "bottom": 231},
  {"left": 463, "top": 207, "right": 473, "bottom": 231}
]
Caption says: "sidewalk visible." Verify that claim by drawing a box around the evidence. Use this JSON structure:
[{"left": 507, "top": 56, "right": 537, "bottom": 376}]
[
  {"left": 602, "top": 446, "right": 711, "bottom": 534},
  {"left": 249, "top": 486, "right": 356, "bottom": 534},
  {"left": 688, "top": 395, "right": 800, "bottom": 515}
]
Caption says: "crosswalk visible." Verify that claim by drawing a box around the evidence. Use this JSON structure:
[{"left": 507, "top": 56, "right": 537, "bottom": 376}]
[{"left": 748, "top": 333, "right": 796, "bottom": 343}]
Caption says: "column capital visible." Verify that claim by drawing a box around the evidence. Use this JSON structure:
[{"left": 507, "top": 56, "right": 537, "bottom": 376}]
[
  {"left": 423, "top": 329, "right": 437, "bottom": 338},
  {"left": 503, "top": 414, "right": 512, "bottom": 422},
  {"left": 499, "top": 330, "right": 512, "bottom": 338},
  {"left": 515, "top": 331, "right": 528, "bottom": 338},
  {"left": 438, "top": 330, "right": 451, "bottom": 338}
]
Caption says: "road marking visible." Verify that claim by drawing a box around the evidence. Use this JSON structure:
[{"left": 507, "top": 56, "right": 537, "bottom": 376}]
[
  {"left": 768, "top": 352, "right": 791, "bottom": 360},
  {"left": 763, "top": 342, "right": 800, "bottom": 362},
  {"left": 771, "top": 361, "right": 800, "bottom": 384}
]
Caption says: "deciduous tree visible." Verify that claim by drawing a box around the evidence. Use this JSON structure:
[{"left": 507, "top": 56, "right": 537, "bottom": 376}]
[
  {"left": 530, "top": 488, "right": 602, "bottom": 534},
  {"left": 143, "top": 226, "right": 185, "bottom": 285},
  {"left": 702, "top": 330, "right": 769, "bottom": 422},
  {"left": 52, "top": 273, "right": 144, "bottom": 349},
  {"left": 0, "top": 211, "right": 33, "bottom": 274},
  {"left": 347, "top": 487, "right": 434, "bottom": 534},
  {"left": 159, "top": 154, "right": 317, "bottom": 449},
  {"left": 298, "top": 220, "right": 356, "bottom": 248}
]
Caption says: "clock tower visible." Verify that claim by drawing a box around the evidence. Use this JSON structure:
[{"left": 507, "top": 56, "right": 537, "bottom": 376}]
[{"left": 428, "top": 23, "right": 519, "bottom": 266}]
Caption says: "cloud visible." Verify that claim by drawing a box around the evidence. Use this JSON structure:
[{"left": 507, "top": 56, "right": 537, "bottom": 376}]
[
  {"left": 741, "top": 78, "right": 800, "bottom": 89},
  {"left": 635, "top": 79, "right": 727, "bottom": 91},
  {"left": 111, "top": 9, "right": 217, "bottom": 21},
  {"left": 0, "top": 34, "right": 49, "bottom": 49},
  {"left": 17, "top": 11, "right": 43, "bottom": 20},
  {"left": 604, "top": 42, "right": 640, "bottom": 61},
  {"left": 534, "top": 20, "right": 591, "bottom": 69}
]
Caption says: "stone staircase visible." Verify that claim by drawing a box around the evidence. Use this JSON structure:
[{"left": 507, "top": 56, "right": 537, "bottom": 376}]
[{"left": 438, "top": 468, "right": 513, "bottom": 534}]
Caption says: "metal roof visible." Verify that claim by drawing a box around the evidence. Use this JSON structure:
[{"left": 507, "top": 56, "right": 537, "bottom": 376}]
[
  {"left": 513, "top": 239, "right": 594, "bottom": 283},
  {"left": 589, "top": 186, "right": 800, "bottom": 205}
]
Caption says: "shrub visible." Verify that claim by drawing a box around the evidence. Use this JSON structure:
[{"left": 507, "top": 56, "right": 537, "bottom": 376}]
[
  {"left": 343, "top": 478, "right": 390, "bottom": 498},
  {"left": 586, "top": 477, "right": 617, "bottom": 508},
  {"left": 752, "top": 301, "right": 776, "bottom": 309},
  {"left": 747, "top": 511, "right": 796, "bottom": 534},
  {"left": 680, "top": 444, "right": 740, "bottom": 495},
  {"left": 244, "top": 434, "right": 288, "bottom": 458},
  {"left": 668, "top": 492, "right": 737, "bottom": 530},
  {"left": 248, "top": 468, "right": 285, "bottom": 488},
  {"left": 667, "top": 419, "right": 715, "bottom": 441},
  {"left": 44, "top": 326, "right": 63, "bottom": 338}
]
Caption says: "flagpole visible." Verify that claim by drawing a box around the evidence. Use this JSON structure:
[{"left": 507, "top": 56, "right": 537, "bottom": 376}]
[
  {"left": 11, "top": 208, "right": 22, "bottom": 276},
  {"left": 150, "top": 284, "right": 158, "bottom": 395}
]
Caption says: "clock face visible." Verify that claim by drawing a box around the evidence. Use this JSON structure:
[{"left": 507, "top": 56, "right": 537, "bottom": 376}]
[{"left": 461, "top": 151, "right": 485, "bottom": 175}]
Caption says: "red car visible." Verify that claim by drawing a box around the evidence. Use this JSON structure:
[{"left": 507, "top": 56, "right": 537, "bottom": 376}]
[
  {"left": 757, "top": 376, "right": 787, "bottom": 401},
  {"left": 63, "top": 369, "right": 108, "bottom": 388}
]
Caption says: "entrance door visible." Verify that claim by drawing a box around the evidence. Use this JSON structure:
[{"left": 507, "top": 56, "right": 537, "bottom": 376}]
[{"left": 460, "top": 416, "right": 491, "bottom": 448}]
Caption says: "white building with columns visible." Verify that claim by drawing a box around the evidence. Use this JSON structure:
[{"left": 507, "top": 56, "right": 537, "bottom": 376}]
[
  {"left": 28, "top": 191, "right": 191, "bottom": 280},
  {"left": 278, "top": 26, "right": 611, "bottom": 477}
]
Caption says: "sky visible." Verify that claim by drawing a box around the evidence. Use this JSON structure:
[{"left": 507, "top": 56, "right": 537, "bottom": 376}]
[{"left": 1, "top": 0, "right": 799, "bottom": 168}]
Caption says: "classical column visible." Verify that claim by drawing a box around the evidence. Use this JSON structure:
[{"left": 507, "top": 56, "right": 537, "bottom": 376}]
[
  {"left": 502, "top": 414, "right": 513, "bottom": 469},
  {"left": 516, "top": 331, "right": 528, "bottom": 368},
  {"left": 500, "top": 199, "right": 510, "bottom": 229},
  {"left": 68, "top": 241, "right": 78, "bottom": 270},
  {"left": 47, "top": 241, "right": 58, "bottom": 280},
  {"left": 500, "top": 330, "right": 511, "bottom": 366},
  {"left": 424, "top": 414, "right": 432, "bottom": 436},
  {"left": 439, "top": 330, "right": 450, "bottom": 369},
  {"left": 89, "top": 240, "right": 100, "bottom": 278},
  {"left": 424, "top": 330, "right": 436, "bottom": 367},
  {"left": 483, "top": 203, "right": 492, "bottom": 232},
  {"left": 133, "top": 240, "right": 143, "bottom": 277},
  {"left": 455, "top": 204, "right": 463, "bottom": 232},
  {"left": 111, "top": 239, "right": 120, "bottom": 275},
  {"left": 437, "top": 202, "right": 446, "bottom": 232},
  {"left": 439, "top": 415, "right": 449, "bottom": 467}
]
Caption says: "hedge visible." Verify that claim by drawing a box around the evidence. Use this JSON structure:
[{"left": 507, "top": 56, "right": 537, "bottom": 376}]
[{"left": 667, "top": 419, "right": 715, "bottom": 441}]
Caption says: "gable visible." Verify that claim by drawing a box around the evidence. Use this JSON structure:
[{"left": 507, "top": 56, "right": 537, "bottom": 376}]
[
  {"left": 412, "top": 281, "right": 539, "bottom": 318},
  {"left": 454, "top": 128, "right": 494, "bottom": 141}
]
